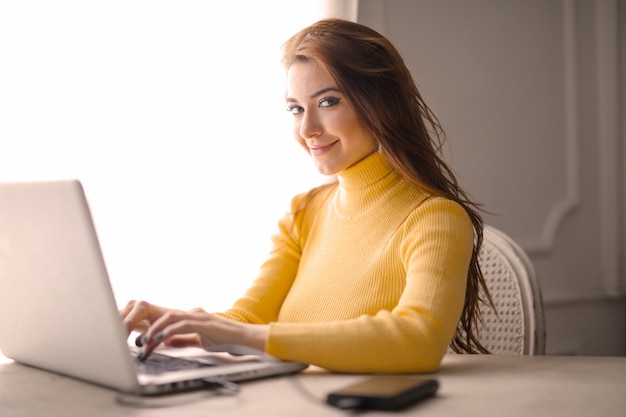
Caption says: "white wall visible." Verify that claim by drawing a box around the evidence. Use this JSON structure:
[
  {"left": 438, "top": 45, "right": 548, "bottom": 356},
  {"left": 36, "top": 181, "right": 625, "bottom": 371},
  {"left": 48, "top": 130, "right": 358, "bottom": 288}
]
[
  {"left": 0, "top": 1, "right": 328, "bottom": 312},
  {"left": 359, "top": 0, "right": 625, "bottom": 355}
]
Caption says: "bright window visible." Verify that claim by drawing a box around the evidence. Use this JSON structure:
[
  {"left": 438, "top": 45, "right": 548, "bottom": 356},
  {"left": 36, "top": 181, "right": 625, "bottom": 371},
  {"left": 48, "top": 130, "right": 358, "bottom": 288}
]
[{"left": 0, "top": 1, "right": 329, "bottom": 310}]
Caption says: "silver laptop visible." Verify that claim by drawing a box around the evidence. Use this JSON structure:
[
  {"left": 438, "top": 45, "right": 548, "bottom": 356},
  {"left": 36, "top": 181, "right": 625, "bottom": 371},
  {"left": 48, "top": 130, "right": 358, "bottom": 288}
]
[{"left": 0, "top": 179, "right": 307, "bottom": 395}]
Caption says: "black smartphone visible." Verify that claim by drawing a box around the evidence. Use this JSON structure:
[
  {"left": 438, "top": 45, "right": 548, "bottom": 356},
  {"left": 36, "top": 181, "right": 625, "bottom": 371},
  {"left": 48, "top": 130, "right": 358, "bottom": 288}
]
[{"left": 326, "top": 375, "right": 439, "bottom": 411}]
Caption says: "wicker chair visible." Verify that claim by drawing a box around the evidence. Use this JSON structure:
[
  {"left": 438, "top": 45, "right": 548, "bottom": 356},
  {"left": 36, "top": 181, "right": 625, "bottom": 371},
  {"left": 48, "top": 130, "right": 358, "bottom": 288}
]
[{"left": 451, "top": 225, "right": 546, "bottom": 355}]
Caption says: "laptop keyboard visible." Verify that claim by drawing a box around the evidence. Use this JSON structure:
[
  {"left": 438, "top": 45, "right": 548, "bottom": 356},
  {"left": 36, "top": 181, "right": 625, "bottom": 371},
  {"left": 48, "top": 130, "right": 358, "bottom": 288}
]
[{"left": 135, "top": 352, "right": 215, "bottom": 375}]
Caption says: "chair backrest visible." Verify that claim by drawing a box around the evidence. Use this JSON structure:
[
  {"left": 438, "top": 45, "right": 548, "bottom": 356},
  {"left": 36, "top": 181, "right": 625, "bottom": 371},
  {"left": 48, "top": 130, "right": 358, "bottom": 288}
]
[{"left": 474, "top": 225, "right": 546, "bottom": 355}]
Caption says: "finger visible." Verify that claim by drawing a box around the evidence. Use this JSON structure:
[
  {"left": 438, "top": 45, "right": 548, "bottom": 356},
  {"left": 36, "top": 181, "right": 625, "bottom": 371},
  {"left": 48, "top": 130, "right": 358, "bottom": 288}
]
[
  {"left": 119, "top": 300, "right": 135, "bottom": 318},
  {"left": 143, "top": 311, "right": 206, "bottom": 340},
  {"left": 137, "top": 311, "right": 207, "bottom": 359},
  {"left": 120, "top": 300, "right": 140, "bottom": 335},
  {"left": 122, "top": 300, "right": 156, "bottom": 336},
  {"left": 164, "top": 334, "right": 202, "bottom": 348}
]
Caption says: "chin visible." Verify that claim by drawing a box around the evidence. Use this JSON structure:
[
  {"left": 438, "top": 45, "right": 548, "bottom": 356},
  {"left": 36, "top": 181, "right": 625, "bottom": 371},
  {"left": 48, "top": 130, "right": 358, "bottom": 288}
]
[{"left": 314, "top": 164, "right": 340, "bottom": 176}]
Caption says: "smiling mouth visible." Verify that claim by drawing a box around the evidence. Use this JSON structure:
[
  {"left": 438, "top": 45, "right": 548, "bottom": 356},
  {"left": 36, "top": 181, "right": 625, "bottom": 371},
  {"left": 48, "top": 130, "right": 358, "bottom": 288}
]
[{"left": 309, "top": 140, "right": 339, "bottom": 155}]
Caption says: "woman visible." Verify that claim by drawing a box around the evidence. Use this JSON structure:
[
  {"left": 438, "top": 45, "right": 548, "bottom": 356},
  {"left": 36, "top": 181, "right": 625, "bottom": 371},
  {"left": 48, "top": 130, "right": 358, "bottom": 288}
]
[{"left": 122, "top": 18, "right": 492, "bottom": 373}]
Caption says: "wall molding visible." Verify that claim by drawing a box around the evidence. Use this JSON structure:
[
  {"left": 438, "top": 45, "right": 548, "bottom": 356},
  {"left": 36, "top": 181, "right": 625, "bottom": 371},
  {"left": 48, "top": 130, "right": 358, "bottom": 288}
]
[
  {"left": 521, "top": 0, "right": 580, "bottom": 254},
  {"left": 595, "top": 0, "right": 624, "bottom": 296}
]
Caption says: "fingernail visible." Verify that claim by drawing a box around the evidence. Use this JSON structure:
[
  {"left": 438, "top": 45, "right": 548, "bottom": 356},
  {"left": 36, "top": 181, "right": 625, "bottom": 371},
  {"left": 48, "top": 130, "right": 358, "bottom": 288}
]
[
  {"left": 135, "top": 335, "right": 144, "bottom": 347},
  {"left": 135, "top": 349, "right": 144, "bottom": 361},
  {"left": 153, "top": 332, "right": 164, "bottom": 341}
]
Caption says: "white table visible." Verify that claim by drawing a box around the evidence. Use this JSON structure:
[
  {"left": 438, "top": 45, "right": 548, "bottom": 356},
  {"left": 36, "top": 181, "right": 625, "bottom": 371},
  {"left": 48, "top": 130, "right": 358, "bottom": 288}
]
[{"left": 1, "top": 353, "right": 624, "bottom": 416}]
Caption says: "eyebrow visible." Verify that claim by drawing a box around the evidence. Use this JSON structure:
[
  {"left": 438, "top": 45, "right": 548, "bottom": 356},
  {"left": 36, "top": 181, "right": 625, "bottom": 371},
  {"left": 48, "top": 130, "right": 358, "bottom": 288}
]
[{"left": 286, "top": 87, "right": 342, "bottom": 103}]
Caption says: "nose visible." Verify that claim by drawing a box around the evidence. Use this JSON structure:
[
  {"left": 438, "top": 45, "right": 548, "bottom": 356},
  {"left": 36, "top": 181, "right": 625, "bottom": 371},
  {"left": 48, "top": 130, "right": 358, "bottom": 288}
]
[{"left": 299, "top": 110, "right": 322, "bottom": 139}]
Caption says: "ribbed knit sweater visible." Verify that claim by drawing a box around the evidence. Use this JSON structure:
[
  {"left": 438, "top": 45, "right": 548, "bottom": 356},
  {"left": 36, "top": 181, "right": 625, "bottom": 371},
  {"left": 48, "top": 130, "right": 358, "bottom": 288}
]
[{"left": 219, "top": 151, "right": 473, "bottom": 373}]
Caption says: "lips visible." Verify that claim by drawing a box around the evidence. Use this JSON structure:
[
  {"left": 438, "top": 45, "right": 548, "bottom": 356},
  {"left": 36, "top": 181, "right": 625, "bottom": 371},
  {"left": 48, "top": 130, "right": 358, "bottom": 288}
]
[{"left": 309, "top": 140, "right": 339, "bottom": 156}]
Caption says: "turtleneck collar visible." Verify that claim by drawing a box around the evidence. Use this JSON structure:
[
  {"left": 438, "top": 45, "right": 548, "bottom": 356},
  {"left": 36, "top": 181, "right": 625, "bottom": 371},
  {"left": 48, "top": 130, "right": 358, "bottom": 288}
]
[
  {"left": 333, "top": 151, "right": 403, "bottom": 216},
  {"left": 337, "top": 151, "right": 393, "bottom": 190}
]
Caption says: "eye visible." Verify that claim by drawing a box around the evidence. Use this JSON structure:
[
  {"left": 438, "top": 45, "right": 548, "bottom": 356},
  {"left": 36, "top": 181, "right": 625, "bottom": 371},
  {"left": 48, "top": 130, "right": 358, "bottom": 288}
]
[
  {"left": 286, "top": 105, "right": 304, "bottom": 115},
  {"left": 319, "top": 97, "right": 340, "bottom": 108}
]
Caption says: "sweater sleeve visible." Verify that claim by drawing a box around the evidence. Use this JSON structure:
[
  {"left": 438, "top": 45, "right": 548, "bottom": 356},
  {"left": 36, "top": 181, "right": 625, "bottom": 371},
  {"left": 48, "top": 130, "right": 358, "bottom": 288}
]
[
  {"left": 265, "top": 198, "right": 474, "bottom": 373},
  {"left": 216, "top": 192, "right": 308, "bottom": 324}
]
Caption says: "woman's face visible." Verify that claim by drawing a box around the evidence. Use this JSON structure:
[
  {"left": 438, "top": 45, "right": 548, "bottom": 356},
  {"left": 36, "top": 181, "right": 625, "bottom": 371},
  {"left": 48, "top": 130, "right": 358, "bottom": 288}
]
[{"left": 286, "top": 61, "right": 378, "bottom": 176}]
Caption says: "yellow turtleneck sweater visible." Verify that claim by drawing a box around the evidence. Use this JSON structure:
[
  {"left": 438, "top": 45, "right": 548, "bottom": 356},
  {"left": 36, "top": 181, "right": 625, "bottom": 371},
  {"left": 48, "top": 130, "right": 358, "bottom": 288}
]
[{"left": 219, "top": 152, "right": 473, "bottom": 373}]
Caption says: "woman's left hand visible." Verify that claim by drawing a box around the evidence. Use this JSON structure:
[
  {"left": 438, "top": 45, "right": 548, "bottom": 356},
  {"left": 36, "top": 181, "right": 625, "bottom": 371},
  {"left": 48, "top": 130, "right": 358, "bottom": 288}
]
[{"left": 136, "top": 307, "right": 269, "bottom": 360}]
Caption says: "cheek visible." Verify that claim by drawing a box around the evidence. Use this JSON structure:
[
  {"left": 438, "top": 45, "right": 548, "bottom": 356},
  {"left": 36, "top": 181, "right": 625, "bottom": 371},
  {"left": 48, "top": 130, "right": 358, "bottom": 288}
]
[{"left": 293, "top": 128, "right": 310, "bottom": 154}]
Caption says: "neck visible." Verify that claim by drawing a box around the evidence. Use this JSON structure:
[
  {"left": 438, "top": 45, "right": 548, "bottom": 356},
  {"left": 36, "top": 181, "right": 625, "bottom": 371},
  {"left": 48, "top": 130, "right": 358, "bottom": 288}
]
[{"left": 333, "top": 152, "right": 401, "bottom": 216}]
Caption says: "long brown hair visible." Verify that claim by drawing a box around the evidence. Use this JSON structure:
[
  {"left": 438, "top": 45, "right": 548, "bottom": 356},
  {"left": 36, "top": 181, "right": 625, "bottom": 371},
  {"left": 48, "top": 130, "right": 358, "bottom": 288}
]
[{"left": 282, "top": 18, "right": 493, "bottom": 353}]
